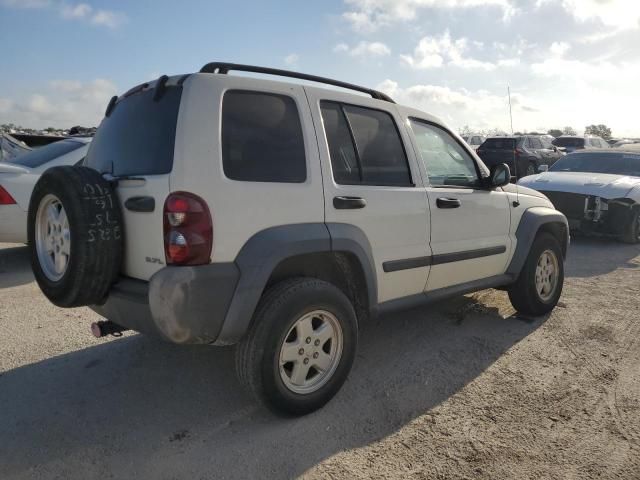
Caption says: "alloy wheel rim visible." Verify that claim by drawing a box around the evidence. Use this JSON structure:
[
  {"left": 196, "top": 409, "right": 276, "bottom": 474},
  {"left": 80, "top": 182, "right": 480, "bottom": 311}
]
[
  {"left": 35, "top": 194, "right": 70, "bottom": 281},
  {"left": 278, "top": 310, "right": 343, "bottom": 395},
  {"left": 535, "top": 249, "right": 559, "bottom": 302}
]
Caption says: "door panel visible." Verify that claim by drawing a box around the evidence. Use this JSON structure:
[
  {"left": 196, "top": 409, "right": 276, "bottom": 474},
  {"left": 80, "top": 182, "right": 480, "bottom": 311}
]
[
  {"left": 425, "top": 187, "right": 511, "bottom": 290},
  {"left": 305, "top": 87, "right": 431, "bottom": 303},
  {"left": 403, "top": 118, "right": 512, "bottom": 291}
]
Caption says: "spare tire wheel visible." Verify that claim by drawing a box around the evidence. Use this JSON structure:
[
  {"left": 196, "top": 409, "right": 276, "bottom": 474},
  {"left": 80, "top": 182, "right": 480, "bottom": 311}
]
[{"left": 28, "top": 166, "right": 124, "bottom": 307}]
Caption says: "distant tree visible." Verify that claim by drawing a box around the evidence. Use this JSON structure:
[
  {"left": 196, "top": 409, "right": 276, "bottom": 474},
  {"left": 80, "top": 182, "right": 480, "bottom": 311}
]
[
  {"left": 585, "top": 124, "right": 612, "bottom": 139},
  {"left": 547, "top": 129, "right": 563, "bottom": 137},
  {"left": 562, "top": 126, "right": 577, "bottom": 136},
  {"left": 459, "top": 125, "right": 473, "bottom": 137}
]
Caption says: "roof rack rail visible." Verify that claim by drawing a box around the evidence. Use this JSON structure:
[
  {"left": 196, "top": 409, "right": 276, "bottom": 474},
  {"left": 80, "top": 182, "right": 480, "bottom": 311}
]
[{"left": 199, "top": 62, "right": 395, "bottom": 103}]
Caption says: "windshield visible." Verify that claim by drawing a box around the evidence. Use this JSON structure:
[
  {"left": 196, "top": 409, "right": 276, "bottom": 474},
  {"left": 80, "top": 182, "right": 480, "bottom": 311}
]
[
  {"left": 481, "top": 138, "right": 516, "bottom": 149},
  {"left": 552, "top": 137, "right": 584, "bottom": 148},
  {"left": 86, "top": 86, "right": 182, "bottom": 176},
  {"left": 10, "top": 139, "right": 85, "bottom": 168},
  {"left": 549, "top": 152, "right": 640, "bottom": 176}
]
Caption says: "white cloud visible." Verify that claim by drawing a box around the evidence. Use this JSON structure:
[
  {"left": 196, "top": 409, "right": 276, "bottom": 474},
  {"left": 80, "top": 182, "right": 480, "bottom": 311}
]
[
  {"left": 539, "top": 0, "right": 640, "bottom": 31},
  {"left": 90, "top": 9, "right": 126, "bottom": 28},
  {"left": 334, "top": 41, "right": 391, "bottom": 58},
  {"left": 0, "top": 78, "right": 118, "bottom": 128},
  {"left": 549, "top": 41, "right": 570, "bottom": 57},
  {"left": 1, "top": 0, "right": 127, "bottom": 28},
  {"left": 284, "top": 53, "right": 299, "bottom": 67},
  {"left": 400, "top": 31, "right": 513, "bottom": 71},
  {"left": 60, "top": 2, "right": 90, "bottom": 18},
  {"left": 376, "top": 79, "right": 539, "bottom": 131},
  {"left": 342, "top": 0, "right": 516, "bottom": 32}
]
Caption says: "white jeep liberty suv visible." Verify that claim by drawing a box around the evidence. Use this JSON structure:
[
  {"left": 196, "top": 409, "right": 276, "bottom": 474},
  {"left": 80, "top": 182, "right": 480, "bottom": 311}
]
[{"left": 28, "top": 63, "right": 568, "bottom": 415}]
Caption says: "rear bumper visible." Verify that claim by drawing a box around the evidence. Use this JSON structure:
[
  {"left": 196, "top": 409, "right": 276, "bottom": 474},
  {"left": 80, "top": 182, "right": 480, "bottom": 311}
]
[
  {"left": 91, "top": 263, "right": 239, "bottom": 344},
  {"left": 0, "top": 205, "right": 27, "bottom": 243}
]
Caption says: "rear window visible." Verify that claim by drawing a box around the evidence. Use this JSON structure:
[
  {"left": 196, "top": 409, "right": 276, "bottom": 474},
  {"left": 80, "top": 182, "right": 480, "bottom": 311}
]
[
  {"left": 552, "top": 137, "right": 584, "bottom": 148},
  {"left": 222, "top": 90, "right": 306, "bottom": 183},
  {"left": 86, "top": 86, "right": 182, "bottom": 176},
  {"left": 481, "top": 138, "right": 516, "bottom": 150},
  {"left": 11, "top": 139, "right": 85, "bottom": 168}
]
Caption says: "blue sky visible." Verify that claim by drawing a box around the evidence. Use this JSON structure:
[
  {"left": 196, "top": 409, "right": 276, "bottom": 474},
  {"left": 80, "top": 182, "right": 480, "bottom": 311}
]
[{"left": 1, "top": 0, "right": 639, "bottom": 136}]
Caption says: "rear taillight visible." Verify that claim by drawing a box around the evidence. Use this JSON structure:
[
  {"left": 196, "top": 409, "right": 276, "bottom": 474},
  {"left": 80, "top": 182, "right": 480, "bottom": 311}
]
[
  {"left": 514, "top": 148, "right": 524, "bottom": 157},
  {"left": 163, "top": 192, "right": 212, "bottom": 265},
  {"left": 0, "top": 185, "right": 16, "bottom": 205}
]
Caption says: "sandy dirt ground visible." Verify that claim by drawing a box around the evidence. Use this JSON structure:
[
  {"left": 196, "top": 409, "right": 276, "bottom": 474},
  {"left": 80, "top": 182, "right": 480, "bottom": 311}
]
[{"left": 1, "top": 238, "right": 639, "bottom": 479}]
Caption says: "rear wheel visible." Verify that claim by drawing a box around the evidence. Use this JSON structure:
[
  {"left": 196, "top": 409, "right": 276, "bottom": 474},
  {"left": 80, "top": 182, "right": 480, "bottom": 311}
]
[
  {"left": 235, "top": 278, "right": 358, "bottom": 416},
  {"left": 508, "top": 233, "right": 564, "bottom": 316}
]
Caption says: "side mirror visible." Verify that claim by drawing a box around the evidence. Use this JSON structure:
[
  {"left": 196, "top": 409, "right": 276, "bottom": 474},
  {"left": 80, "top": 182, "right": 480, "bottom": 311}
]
[
  {"left": 489, "top": 163, "right": 511, "bottom": 188},
  {"left": 538, "top": 164, "right": 549, "bottom": 172}
]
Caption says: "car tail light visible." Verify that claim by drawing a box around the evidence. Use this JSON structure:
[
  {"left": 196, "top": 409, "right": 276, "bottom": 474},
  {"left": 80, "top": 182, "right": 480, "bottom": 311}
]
[
  {"left": 163, "top": 192, "right": 212, "bottom": 265},
  {"left": 0, "top": 184, "right": 16, "bottom": 205},
  {"left": 514, "top": 148, "right": 524, "bottom": 157}
]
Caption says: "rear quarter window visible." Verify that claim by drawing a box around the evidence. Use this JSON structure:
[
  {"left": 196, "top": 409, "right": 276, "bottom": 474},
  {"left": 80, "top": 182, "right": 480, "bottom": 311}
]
[
  {"left": 221, "top": 90, "right": 306, "bottom": 183},
  {"left": 482, "top": 138, "right": 516, "bottom": 149}
]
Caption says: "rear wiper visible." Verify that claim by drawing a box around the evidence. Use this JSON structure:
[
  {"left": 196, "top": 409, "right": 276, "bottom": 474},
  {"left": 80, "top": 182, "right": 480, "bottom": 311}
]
[{"left": 102, "top": 173, "right": 145, "bottom": 184}]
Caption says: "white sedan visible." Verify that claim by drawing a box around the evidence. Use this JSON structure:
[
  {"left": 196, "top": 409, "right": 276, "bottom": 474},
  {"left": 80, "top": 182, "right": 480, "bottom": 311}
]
[
  {"left": 0, "top": 137, "right": 91, "bottom": 243},
  {"left": 518, "top": 148, "right": 640, "bottom": 243}
]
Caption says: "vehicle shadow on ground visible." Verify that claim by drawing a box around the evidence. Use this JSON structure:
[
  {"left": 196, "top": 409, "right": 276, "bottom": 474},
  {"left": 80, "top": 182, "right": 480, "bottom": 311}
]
[
  {"left": 0, "top": 294, "right": 542, "bottom": 480},
  {"left": 0, "top": 244, "right": 32, "bottom": 289},
  {"left": 564, "top": 236, "right": 640, "bottom": 278}
]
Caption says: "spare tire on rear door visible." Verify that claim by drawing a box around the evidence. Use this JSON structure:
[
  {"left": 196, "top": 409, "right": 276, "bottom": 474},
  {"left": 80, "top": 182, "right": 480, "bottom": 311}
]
[{"left": 28, "top": 165, "right": 123, "bottom": 307}]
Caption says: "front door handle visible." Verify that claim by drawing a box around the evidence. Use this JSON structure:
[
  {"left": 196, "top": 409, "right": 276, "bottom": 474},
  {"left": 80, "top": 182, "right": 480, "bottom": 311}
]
[
  {"left": 333, "top": 196, "right": 367, "bottom": 210},
  {"left": 436, "top": 197, "right": 461, "bottom": 209}
]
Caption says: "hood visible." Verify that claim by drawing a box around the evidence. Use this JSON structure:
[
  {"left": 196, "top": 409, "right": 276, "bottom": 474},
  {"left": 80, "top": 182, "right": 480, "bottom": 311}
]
[
  {"left": 501, "top": 182, "right": 550, "bottom": 201},
  {"left": 518, "top": 171, "right": 640, "bottom": 199}
]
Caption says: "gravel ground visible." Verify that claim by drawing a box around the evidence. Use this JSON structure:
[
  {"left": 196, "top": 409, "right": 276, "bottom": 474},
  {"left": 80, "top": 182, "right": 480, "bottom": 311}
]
[{"left": 1, "top": 238, "right": 639, "bottom": 479}]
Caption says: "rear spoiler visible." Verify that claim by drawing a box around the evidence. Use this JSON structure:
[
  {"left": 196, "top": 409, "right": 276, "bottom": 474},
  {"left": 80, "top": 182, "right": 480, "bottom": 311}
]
[{"left": 0, "top": 162, "right": 30, "bottom": 174}]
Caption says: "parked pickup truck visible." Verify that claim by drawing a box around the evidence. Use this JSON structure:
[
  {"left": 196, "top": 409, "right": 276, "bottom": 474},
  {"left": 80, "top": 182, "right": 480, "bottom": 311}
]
[{"left": 28, "top": 63, "right": 569, "bottom": 415}]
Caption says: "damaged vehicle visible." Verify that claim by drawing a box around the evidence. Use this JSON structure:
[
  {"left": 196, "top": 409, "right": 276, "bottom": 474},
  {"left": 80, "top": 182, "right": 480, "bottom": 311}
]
[{"left": 519, "top": 149, "right": 640, "bottom": 243}]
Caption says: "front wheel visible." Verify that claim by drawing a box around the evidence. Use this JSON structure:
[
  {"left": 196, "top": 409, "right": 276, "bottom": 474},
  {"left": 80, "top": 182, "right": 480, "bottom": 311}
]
[
  {"left": 508, "top": 232, "right": 564, "bottom": 316},
  {"left": 620, "top": 208, "right": 640, "bottom": 244},
  {"left": 235, "top": 278, "right": 358, "bottom": 416}
]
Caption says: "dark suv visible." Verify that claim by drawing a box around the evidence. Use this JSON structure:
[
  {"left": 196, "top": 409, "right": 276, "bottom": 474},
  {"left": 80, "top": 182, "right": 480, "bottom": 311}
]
[
  {"left": 552, "top": 135, "right": 610, "bottom": 153},
  {"left": 477, "top": 135, "right": 563, "bottom": 179}
]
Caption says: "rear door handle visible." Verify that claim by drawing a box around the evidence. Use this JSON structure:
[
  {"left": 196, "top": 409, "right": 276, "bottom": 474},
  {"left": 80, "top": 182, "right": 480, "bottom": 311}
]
[
  {"left": 436, "top": 197, "right": 461, "bottom": 209},
  {"left": 333, "top": 196, "right": 367, "bottom": 210}
]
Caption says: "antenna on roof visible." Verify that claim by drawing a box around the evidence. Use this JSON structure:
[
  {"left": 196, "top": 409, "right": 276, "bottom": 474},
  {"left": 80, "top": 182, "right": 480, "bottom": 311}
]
[{"left": 508, "top": 86, "right": 514, "bottom": 135}]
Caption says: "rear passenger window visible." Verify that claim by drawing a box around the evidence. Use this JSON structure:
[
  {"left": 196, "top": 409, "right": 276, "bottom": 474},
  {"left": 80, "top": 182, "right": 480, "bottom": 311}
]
[
  {"left": 530, "top": 137, "right": 543, "bottom": 149},
  {"left": 222, "top": 90, "right": 306, "bottom": 183},
  {"left": 320, "top": 101, "right": 412, "bottom": 186}
]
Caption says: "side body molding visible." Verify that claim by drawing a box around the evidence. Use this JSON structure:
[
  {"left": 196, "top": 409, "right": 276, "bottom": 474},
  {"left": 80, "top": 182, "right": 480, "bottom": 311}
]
[{"left": 506, "top": 206, "right": 569, "bottom": 277}]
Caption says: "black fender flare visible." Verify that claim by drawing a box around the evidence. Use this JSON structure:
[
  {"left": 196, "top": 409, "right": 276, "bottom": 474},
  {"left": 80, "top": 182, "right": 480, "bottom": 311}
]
[
  {"left": 506, "top": 207, "right": 569, "bottom": 277},
  {"left": 214, "top": 223, "right": 377, "bottom": 345}
]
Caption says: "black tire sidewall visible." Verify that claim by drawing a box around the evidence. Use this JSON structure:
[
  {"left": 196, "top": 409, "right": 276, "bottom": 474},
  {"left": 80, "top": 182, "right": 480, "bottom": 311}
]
[
  {"left": 622, "top": 208, "right": 640, "bottom": 244},
  {"left": 27, "top": 166, "right": 123, "bottom": 307},
  {"left": 257, "top": 280, "right": 358, "bottom": 415},
  {"left": 522, "top": 233, "right": 564, "bottom": 313}
]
